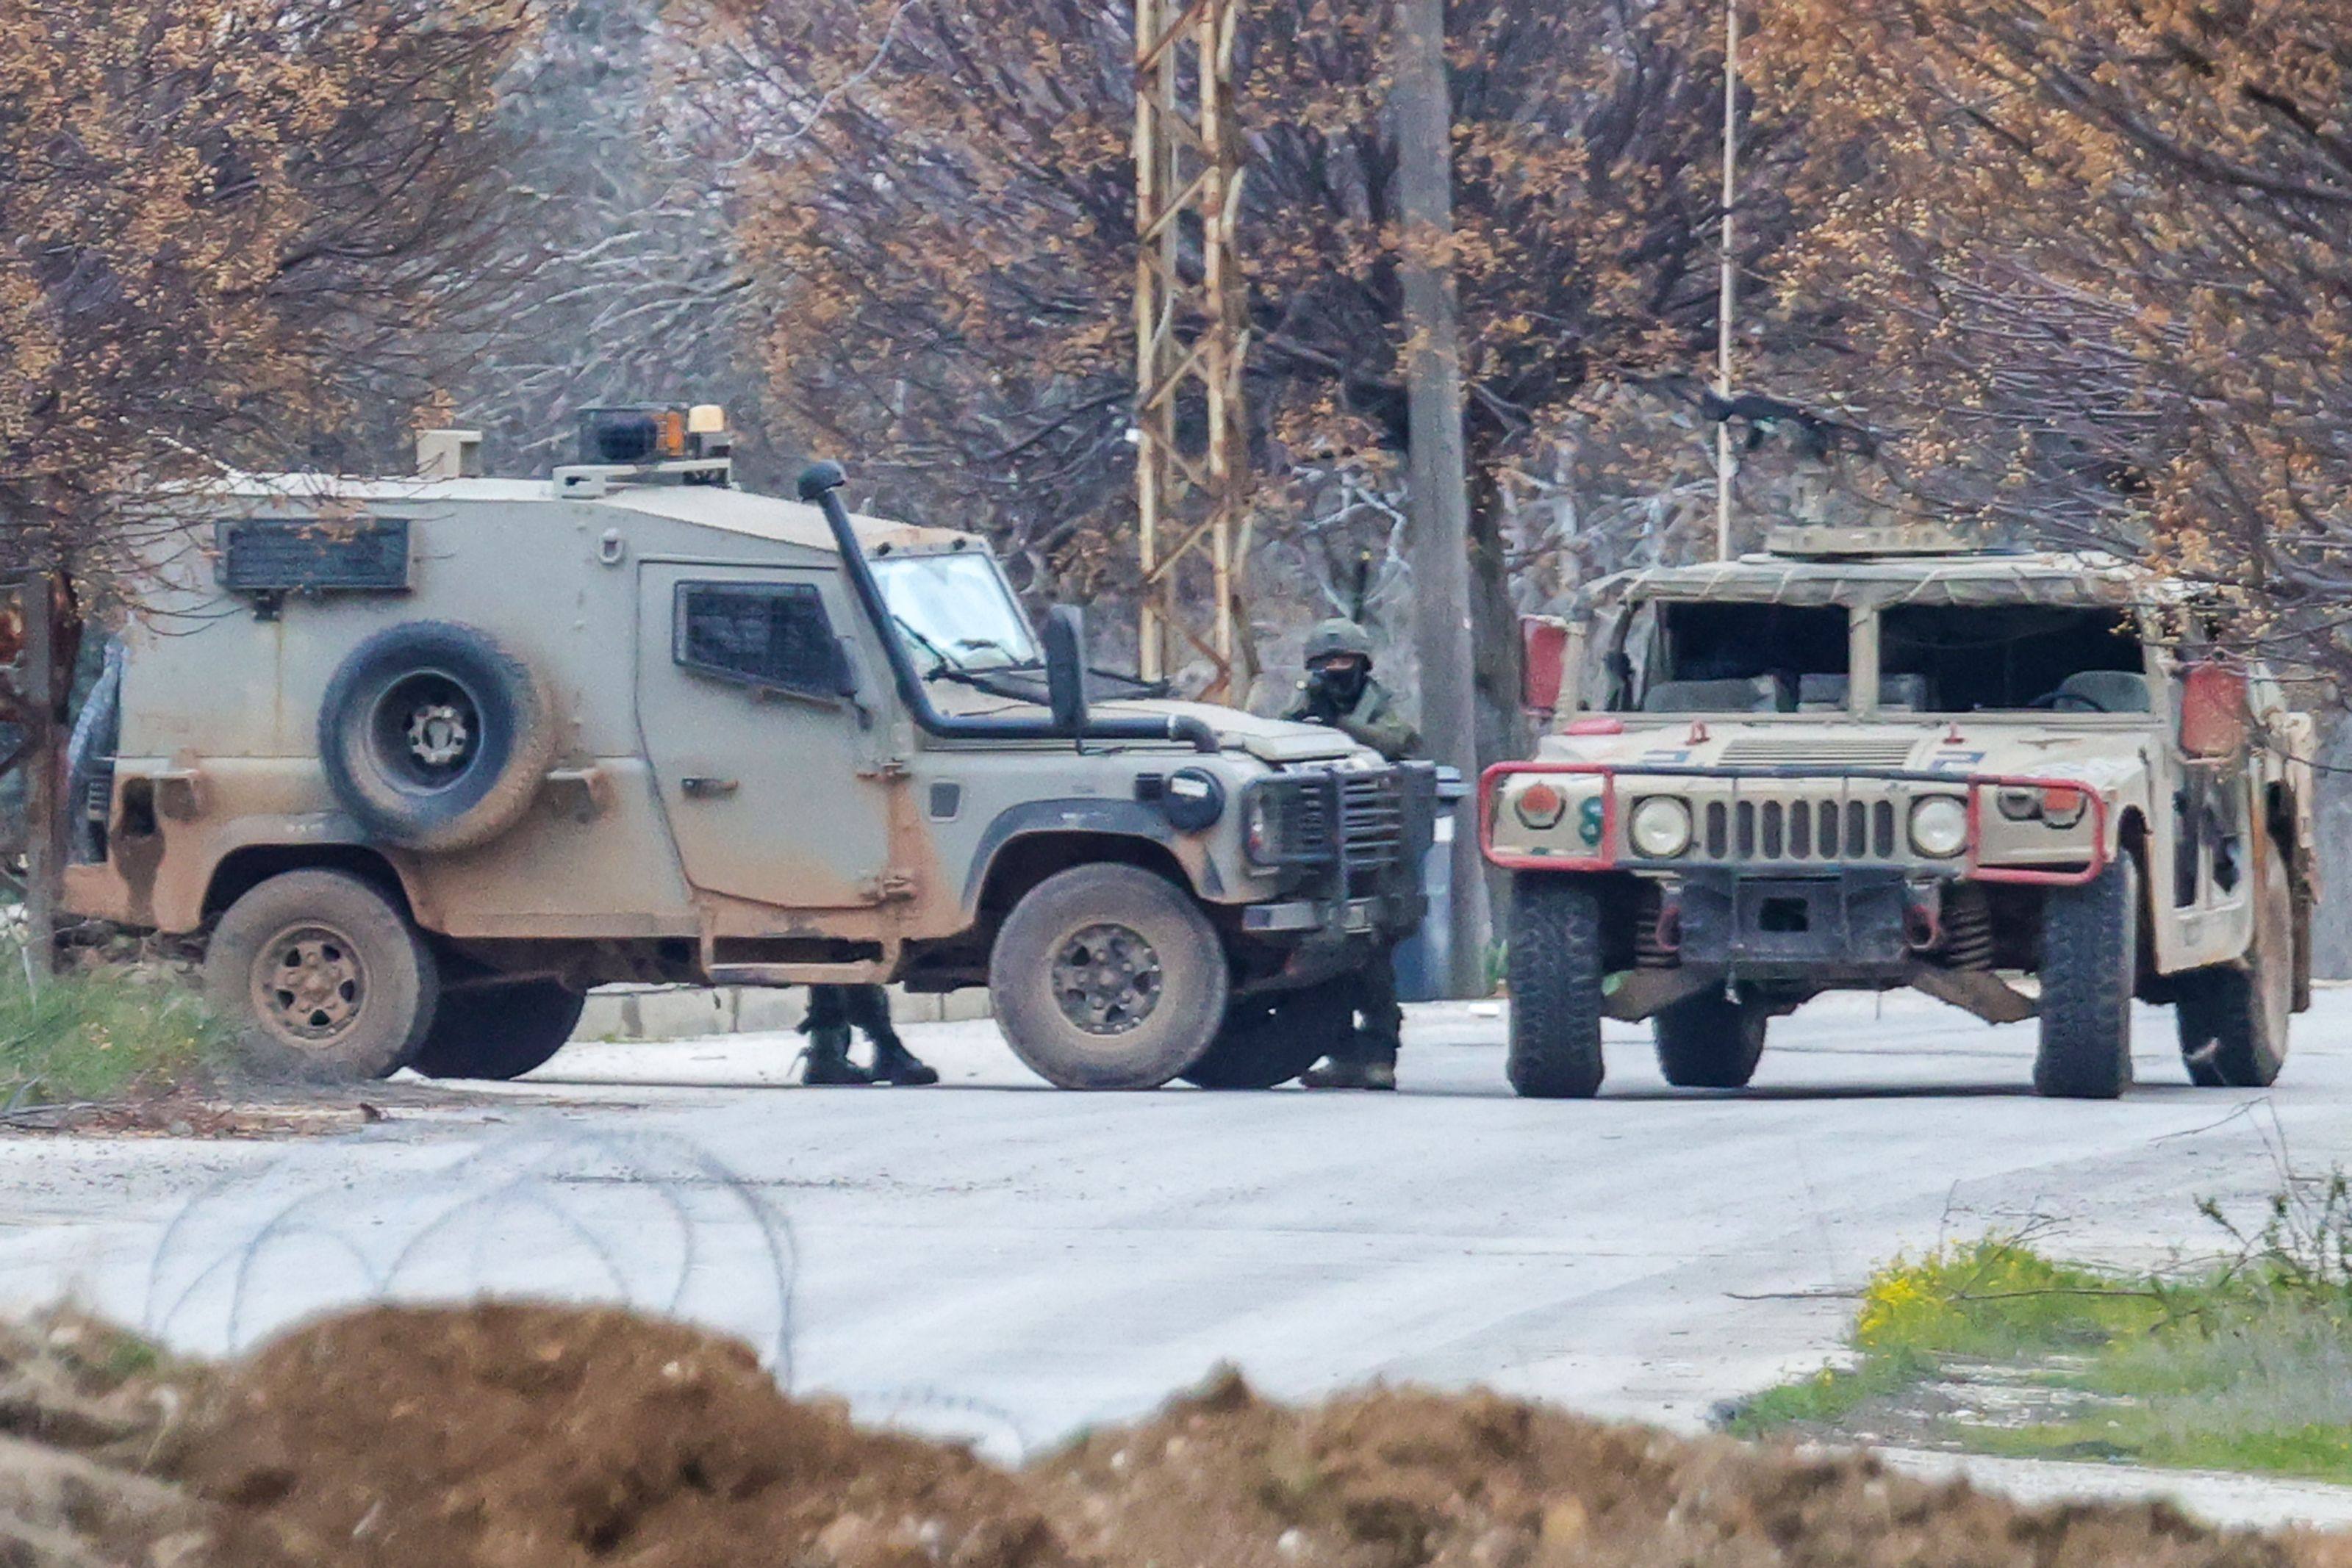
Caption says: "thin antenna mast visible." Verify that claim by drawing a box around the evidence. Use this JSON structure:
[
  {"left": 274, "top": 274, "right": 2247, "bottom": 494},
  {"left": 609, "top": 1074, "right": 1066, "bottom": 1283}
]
[{"left": 1715, "top": 0, "right": 1739, "bottom": 561}]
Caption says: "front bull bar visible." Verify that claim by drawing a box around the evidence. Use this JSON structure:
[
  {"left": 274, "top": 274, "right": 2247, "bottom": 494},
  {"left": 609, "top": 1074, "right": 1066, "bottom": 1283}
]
[{"left": 1478, "top": 761, "right": 2112, "bottom": 888}]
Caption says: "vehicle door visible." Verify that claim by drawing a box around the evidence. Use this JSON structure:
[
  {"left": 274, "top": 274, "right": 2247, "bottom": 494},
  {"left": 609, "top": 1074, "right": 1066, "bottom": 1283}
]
[
  {"left": 635, "top": 558, "right": 893, "bottom": 912},
  {"left": 2161, "top": 616, "right": 2255, "bottom": 962}
]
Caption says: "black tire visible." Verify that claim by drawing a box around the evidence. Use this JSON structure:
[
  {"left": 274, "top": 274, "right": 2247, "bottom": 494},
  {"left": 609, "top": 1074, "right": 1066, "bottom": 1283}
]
[
  {"left": 2175, "top": 838, "right": 2291, "bottom": 1089},
  {"left": 65, "top": 639, "right": 123, "bottom": 865},
  {"left": 204, "top": 871, "right": 438, "bottom": 1082},
  {"left": 1182, "top": 977, "right": 1353, "bottom": 1089},
  {"left": 318, "top": 621, "right": 556, "bottom": 854},
  {"left": 2034, "top": 855, "right": 2137, "bottom": 1099},
  {"left": 1506, "top": 874, "right": 1606, "bottom": 1099},
  {"left": 989, "top": 865, "right": 1229, "bottom": 1090},
  {"left": 1654, "top": 989, "right": 1768, "bottom": 1089},
  {"left": 410, "top": 981, "right": 587, "bottom": 1081}
]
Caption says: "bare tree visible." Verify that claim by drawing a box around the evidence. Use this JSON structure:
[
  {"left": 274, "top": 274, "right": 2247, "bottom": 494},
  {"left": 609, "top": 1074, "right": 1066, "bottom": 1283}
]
[{"left": 699, "top": 0, "right": 1809, "bottom": 758}]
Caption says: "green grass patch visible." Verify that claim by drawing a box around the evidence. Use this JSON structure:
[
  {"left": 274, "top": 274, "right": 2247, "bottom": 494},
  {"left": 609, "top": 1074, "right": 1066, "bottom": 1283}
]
[
  {"left": 1729, "top": 1355, "right": 1917, "bottom": 1432},
  {"left": 1732, "top": 1197, "right": 2352, "bottom": 1484},
  {"left": 0, "top": 957, "right": 229, "bottom": 1107}
]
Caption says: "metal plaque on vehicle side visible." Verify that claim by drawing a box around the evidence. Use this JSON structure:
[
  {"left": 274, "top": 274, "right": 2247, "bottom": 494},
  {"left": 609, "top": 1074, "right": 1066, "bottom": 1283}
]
[{"left": 218, "top": 518, "right": 412, "bottom": 592}]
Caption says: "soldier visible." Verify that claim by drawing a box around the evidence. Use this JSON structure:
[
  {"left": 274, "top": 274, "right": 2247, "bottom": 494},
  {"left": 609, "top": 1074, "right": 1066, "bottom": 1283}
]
[
  {"left": 1283, "top": 618, "right": 1421, "bottom": 1090},
  {"left": 799, "top": 984, "right": 942, "bottom": 1086}
]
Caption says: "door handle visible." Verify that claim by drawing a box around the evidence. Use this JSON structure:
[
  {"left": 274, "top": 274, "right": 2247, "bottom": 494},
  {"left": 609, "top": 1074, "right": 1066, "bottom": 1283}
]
[{"left": 681, "top": 776, "right": 739, "bottom": 799}]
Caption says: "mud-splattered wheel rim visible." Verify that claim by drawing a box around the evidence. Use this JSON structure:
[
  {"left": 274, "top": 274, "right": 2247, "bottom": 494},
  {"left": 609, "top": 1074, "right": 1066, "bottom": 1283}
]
[
  {"left": 1050, "top": 922, "right": 1164, "bottom": 1036},
  {"left": 370, "top": 669, "right": 482, "bottom": 789},
  {"left": 251, "top": 923, "right": 368, "bottom": 1046}
]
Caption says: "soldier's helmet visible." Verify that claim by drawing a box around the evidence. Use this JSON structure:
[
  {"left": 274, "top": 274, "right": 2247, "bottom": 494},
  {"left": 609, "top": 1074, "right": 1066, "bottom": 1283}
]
[{"left": 1304, "top": 617, "right": 1376, "bottom": 669}]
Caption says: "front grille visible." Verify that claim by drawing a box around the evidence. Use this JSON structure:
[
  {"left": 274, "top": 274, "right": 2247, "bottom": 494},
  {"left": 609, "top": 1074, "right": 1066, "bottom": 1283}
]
[
  {"left": 1253, "top": 764, "right": 1433, "bottom": 877},
  {"left": 1339, "top": 774, "right": 1406, "bottom": 868},
  {"left": 1688, "top": 792, "right": 1899, "bottom": 865},
  {"left": 1719, "top": 736, "right": 1921, "bottom": 769}
]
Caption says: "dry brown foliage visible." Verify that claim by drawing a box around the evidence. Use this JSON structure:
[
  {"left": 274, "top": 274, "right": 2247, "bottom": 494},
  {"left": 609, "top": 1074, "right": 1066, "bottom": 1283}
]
[
  {"left": 1758, "top": 0, "right": 2352, "bottom": 678},
  {"left": 0, "top": 0, "right": 537, "bottom": 603}
]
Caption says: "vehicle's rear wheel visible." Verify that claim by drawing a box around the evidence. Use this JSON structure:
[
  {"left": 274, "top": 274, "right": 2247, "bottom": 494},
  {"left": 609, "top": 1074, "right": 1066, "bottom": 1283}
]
[
  {"left": 989, "top": 865, "right": 1229, "bottom": 1089},
  {"left": 409, "top": 981, "right": 587, "bottom": 1081},
  {"left": 1653, "top": 988, "right": 1768, "bottom": 1089},
  {"left": 204, "top": 871, "right": 438, "bottom": 1082},
  {"left": 2034, "top": 855, "right": 2137, "bottom": 1099},
  {"left": 1182, "top": 977, "right": 1352, "bottom": 1089},
  {"left": 2175, "top": 838, "right": 2291, "bottom": 1088},
  {"left": 1506, "top": 874, "right": 1605, "bottom": 1099}
]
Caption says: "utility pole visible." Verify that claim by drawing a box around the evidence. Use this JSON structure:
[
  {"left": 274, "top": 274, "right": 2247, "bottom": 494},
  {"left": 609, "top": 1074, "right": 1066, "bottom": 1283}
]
[
  {"left": 1393, "top": 0, "right": 1490, "bottom": 998},
  {"left": 1133, "top": 0, "right": 1250, "bottom": 701},
  {"left": 1715, "top": 0, "right": 1740, "bottom": 561}
]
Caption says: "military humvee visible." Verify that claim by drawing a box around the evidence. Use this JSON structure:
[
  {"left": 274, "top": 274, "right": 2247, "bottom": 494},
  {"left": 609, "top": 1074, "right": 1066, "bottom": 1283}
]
[
  {"left": 1482, "top": 522, "right": 2315, "bottom": 1100},
  {"left": 64, "top": 411, "right": 1435, "bottom": 1090}
]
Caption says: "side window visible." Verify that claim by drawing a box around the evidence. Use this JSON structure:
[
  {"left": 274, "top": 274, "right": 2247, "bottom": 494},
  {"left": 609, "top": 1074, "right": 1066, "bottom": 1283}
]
[{"left": 674, "top": 580, "right": 850, "bottom": 700}]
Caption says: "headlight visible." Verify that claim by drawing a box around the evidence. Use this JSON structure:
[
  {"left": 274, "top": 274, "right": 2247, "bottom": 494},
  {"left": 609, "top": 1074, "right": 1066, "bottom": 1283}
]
[
  {"left": 1628, "top": 796, "right": 1693, "bottom": 859},
  {"left": 1909, "top": 795, "right": 1968, "bottom": 858},
  {"left": 1244, "top": 791, "right": 1278, "bottom": 863},
  {"left": 1159, "top": 766, "right": 1225, "bottom": 832}
]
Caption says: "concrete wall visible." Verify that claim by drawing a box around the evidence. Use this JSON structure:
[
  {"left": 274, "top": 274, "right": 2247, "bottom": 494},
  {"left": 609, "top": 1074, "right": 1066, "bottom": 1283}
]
[{"left": 576, "top": 985, "right": 993, "bottom": 1043}]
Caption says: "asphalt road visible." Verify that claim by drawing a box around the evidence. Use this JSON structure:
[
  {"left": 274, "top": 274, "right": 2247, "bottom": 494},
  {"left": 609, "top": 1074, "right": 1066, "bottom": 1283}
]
[{"left": 4, "top": 988, "right": 2351, "bottom": 1522}]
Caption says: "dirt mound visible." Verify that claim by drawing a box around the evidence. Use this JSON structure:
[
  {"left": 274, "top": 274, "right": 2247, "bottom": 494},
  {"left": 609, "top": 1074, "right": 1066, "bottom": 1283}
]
[
  {"left": 176, "top": 1302, "right": 1073, "bottom": 1568},
  {"left": 0, "top": 1309, "right": 201, "bottom": 1566},
  {"left": 1031, "top": 1370, "right": 2301, "bottom": 1568},
  {"left": 8, "top": 1302, "right": 2347, "bottom": 1568}
]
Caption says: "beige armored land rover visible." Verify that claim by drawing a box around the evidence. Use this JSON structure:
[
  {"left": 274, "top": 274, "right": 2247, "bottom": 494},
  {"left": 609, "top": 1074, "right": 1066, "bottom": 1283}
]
[
  {"left": 1482, "top": 524, "right": 2315, "bottom": 1100},
  {"left": 65, "top": 411, "right": 1435, "bottom": 1090}
]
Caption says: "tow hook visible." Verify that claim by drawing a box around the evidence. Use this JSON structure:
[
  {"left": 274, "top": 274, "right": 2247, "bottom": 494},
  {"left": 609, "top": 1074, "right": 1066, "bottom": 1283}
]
[{"left": 1904, "top": 881, "right": 1943, "bottom": 951}]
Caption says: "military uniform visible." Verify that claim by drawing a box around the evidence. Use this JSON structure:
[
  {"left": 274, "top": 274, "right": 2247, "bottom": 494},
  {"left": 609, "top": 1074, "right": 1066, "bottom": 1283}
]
[
  {"left": 800, "top": 984, "right": 940, "bottom": 1085},
  {"left": 1282, "top": 619, "right": 1420, "bottom": 1090}
]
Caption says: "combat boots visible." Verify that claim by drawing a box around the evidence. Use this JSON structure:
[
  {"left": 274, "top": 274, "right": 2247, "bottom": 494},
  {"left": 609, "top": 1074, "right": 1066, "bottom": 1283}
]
[
  {"left": 1301, "top": 1035, "right": 1398, "bottom": 1091},
  {"left": 870, "top": 1036, "right": 941, "bottom": 1086},
  {"left": 800, "top": 1026, "right": 874, "bottom": 1085}
]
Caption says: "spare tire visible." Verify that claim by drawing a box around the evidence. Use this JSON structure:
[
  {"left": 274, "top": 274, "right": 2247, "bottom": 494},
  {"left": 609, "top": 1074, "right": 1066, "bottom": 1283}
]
[{"left": 318, "top": 621, "right": 556, "bottom": 854}]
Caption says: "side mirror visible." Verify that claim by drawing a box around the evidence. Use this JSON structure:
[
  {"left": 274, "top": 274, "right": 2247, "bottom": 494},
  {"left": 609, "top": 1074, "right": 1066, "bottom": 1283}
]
[
  {"left": 2179, "top": 661, "right": 2251, "bottom": 758},
  {"left": 1043, "top": 605, "right": 1091, "bottom": 736},
  {"left": 1521, "top": 615, "right": 1571, "bottom": 718}
]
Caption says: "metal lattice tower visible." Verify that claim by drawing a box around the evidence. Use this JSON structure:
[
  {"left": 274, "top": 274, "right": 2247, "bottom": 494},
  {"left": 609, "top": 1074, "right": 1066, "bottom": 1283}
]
[{"left": 1133, "top": 0, "right": 1249, "bottom": 699}]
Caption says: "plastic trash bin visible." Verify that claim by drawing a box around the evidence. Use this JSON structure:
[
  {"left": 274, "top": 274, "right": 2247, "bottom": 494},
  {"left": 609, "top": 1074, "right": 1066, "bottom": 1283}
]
[{"left": 1392, "top": 766, "right": 1468, "bottom": 1002}]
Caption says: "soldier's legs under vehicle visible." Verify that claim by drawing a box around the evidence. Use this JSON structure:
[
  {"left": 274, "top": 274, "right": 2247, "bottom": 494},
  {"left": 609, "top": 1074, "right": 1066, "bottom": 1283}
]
[
  {"left": 1302, "top": 946, "right": 1402, "bottom": 1090},
  {"left": 842, "top": 983, "right": 940, "bottom": 1086},
  {"left": 799, "top": 985, "right": 874, "bottom": 1085}
]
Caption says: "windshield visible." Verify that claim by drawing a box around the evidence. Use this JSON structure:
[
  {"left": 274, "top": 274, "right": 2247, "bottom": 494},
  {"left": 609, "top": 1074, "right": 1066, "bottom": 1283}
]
[
  {"left": 1882, "top": 605, "right": 2145, "bottom": 713},
  {"left": 870, "top": 551, "right": 1039, "bottom": 672},
  {"left": 1613, "top": 601, "right": 1850, "bottom": 713},
  {"left": 1598, "top": 597, "right": 2150, "bottom": 716}
]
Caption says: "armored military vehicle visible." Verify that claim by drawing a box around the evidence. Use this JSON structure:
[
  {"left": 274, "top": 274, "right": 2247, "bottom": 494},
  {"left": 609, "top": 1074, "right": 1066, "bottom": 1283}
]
[
  {"left": 1483, "top": 522, "right": 2315, "bottom": 1099},
  {"left": 64, "top": 411, "right": 1435, "bottom": 1090}
]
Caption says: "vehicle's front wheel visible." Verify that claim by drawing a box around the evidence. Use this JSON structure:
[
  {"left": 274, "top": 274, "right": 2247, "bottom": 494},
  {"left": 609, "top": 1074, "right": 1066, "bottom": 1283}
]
[
  {"left": 1505, "top": 874, "right": 1606, "bottom": 1099},
  {"left": 1654, "top": 988, "right": 1768, "bottom": 1089},
  {"left": 204, "top": 871, "right": 439, "bottom": 1082},
  {"left": 410, "top": 981, "right": 587, "bottom": 1081},
  {"left": 2034, "top": 856, "right": 2137, "bottom": 1099},
  {"left": 2175, "top": 837, "right": 2291, "bottom": 1088},
  {"left": 989, "top": 865, "right": 1230, "bottom": 1089},
  {"left": 1182, "top": 977, "right": 1352, "bottom": 1089}
]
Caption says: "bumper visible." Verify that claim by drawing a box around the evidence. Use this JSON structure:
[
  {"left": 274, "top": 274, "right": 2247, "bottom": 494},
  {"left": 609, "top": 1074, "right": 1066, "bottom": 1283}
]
[
  {"left": 1480, "top": 761, "right": 2109, "bottom": 887},
  {"left": 1244, "top": 895, "right": 1407, "bottom": 935},
  {"left": 1677, "top": 870, "right": 1913, "bottom": 974}
]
